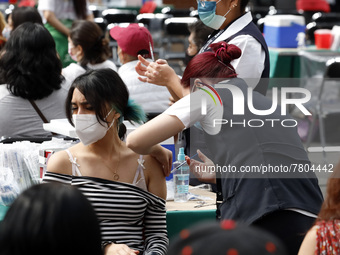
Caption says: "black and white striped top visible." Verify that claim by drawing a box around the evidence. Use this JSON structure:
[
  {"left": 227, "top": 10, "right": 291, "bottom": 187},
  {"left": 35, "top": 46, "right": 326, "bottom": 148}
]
[{"left": 43, "top": 172, "right": 168, "bottom": 255}]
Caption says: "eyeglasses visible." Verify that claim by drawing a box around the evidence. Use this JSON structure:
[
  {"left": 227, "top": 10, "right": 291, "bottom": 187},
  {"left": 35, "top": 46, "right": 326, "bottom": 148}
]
[{"left": 196, "top": 0, "right": 205, "bottom": 7}]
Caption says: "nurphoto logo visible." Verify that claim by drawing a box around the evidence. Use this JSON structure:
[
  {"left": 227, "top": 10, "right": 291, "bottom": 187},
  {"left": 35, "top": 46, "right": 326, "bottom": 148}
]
[{"left": 196, "top": 80, "right": 312, "bottom": 129}]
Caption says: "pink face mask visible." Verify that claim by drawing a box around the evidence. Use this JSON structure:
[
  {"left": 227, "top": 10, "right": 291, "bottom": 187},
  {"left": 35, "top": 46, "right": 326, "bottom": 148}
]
[{"left": 68, "top": 42, "right": 78, "bottom": 62}]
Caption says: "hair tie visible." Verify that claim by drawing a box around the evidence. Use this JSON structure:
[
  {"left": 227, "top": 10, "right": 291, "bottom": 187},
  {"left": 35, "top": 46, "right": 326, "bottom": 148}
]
[
  {"left": 218, "top": 59, "right": 235, "bottom": 72},
  {"left": 92, "top": 35, "right": 105, "bottom": 48},
  {"left": 97, "top": 35, "right": 104, "bottom": 43},
  {"left": 215, "top": 47, "right": 225, "bottom": 59}
]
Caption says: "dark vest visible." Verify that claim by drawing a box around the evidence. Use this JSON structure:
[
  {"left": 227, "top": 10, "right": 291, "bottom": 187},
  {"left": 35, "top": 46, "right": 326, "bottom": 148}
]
[
  {"left": 201, "top": 16, "right": 270, "bottom": 96},
  {"left": 225, "top": 21, "right": 270, "bottom": 96},
  {"left": 201, "top": 78, "right": 323, "bottom": 223}
]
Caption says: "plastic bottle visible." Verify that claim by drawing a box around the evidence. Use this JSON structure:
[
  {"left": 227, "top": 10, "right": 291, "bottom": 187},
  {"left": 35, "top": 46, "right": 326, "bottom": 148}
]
[
  {"left": 173, "top": 147, "right": 190, "bottom": 202},
  {"left": 297, "top": 32, "right": 306, "bottom": 49}
]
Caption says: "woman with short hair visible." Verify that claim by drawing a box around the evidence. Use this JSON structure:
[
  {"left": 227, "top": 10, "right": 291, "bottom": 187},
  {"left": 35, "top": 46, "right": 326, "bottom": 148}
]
[{"left": 0, "top": 22, "right": 68, "bottom": 138}]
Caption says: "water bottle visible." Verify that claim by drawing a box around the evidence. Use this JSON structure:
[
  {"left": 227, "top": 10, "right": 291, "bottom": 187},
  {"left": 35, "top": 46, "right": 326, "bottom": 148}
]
[
  {"left": 297, "top": 32, "right": 306, "bottom": 49},
  {"left": 173, "top": 147, "right": 190, "bottom": 202}
]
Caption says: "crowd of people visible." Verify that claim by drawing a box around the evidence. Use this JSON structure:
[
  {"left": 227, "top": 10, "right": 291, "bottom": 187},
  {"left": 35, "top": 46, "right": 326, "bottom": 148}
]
[{"left": 0, "top": 0, "right": 339, "bottom": 254}]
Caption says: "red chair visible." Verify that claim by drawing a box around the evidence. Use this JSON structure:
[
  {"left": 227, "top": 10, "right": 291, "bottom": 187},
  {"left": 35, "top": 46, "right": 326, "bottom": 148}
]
[
  {"left": 297, "top": 0, "right": 330, "bottom": 24},
  {"left": 18, "top": 0, "right": 35, "bottom": 7},
  {"left": 140, "top": 1, "right": 157, "bottom": 14},
  {"left": 296, "top": 0, "right": 330, "bottom": 13}
]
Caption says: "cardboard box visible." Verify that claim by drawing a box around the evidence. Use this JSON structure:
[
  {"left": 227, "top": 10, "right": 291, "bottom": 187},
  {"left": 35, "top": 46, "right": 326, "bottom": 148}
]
[{"left": 264, "top": 15, "right": 305, "bottom": 48}]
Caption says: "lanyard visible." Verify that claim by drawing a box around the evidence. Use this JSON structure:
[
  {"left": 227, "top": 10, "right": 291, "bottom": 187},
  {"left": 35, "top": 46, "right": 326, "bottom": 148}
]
[{"left": 199, "top": 29, "right": 225, "bottom": 54}]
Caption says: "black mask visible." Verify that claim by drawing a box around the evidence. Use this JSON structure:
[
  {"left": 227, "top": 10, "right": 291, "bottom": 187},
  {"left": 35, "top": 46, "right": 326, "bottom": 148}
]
[{"left": 184, "top": 52, "right": 195, "bottom": 66}]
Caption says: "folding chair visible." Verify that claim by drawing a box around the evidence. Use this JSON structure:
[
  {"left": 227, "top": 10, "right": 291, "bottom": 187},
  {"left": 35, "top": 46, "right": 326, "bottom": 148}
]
[
  {"left": 306, "top": 57, "right": 340, "bottom": 159},
  {"left": 102, "top": 9, "right": 137, "bottom": 24}
]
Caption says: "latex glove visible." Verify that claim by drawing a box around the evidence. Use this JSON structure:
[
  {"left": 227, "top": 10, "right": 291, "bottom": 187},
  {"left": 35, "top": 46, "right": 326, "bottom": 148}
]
[{"left": 186, "top": 150, "right": 216, "bottom": 184}]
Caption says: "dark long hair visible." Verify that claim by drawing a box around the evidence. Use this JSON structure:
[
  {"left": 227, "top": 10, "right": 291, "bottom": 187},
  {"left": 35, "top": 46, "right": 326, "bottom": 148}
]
[
  {"left": 317, "top": 161, "right": 340, "bottom": 221},
  {"left": 70, "top": 20, "right": 111, "bottom": 66},
  {"left": 0, "top": 183, "right": 103, "bottom": 255},
  {"left": 66, "top": 69, "right": 146, "bottom": 138},
  {"left": 73, "top": 0, "right": 88, "bottom": 19},
  {"left": 181, "top": 41, "right": 241, "bottom": 88},
  {"left": 0, "top": 22, "right": 63, "bottom": 100}
]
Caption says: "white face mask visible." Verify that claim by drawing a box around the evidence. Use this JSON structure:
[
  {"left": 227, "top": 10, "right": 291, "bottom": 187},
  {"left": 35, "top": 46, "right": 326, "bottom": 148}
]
[
  {"left": 2, "top": 27, "right": 11, "bottom": 40},
  {"left": 73, "top": 109, "right": 114, "bottom": 146},
  {"left": 68, "top": 42, "right": 79, "bottom": 62}
]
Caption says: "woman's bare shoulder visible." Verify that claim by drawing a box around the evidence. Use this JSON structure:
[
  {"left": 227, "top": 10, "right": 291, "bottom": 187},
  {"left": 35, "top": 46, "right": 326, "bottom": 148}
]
[
  {"left": 298, "top": 225, "right": 318, "bottom": 255},
  {"left": 143, "top": 154, "right": 167, "bottom": 200},
  {"left": 46, "top": 148, "right": 74, "bottom": 175}
]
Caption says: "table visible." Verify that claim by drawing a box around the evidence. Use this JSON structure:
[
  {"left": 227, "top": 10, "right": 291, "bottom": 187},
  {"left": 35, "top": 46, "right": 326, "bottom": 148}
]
[
  {"left": 268, "top": 47, "right": 340, "bottom": 91},
  {"left": 166, "top": 187, "right": 216, "bottom": 241},
  {"left": 269, "top": 47, "right": 340, "bottom": 79},
  {"left": 269, "top": 48, "right": 301, "bottom": 79}
]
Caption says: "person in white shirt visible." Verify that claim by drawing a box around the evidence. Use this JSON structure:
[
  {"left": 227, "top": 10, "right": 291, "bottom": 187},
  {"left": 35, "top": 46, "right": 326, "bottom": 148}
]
[
  {"left": 127, "top": 42, "right": 323, "bottom": 255},
  {"left": 110, "top": 24, "right": 170, "bottom": 116},
  {"left": 136, "top": 0, "right": 270, "bottom": 98},
  {"left": 63, "top": 20, "right": 117, "bottom": 84}
]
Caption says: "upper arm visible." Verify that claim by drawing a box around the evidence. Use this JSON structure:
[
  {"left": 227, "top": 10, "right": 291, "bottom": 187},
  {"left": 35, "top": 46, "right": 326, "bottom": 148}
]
[
  {"left": 144, "top": 155, "right": 167, "bottom": 200},
  {"left": 298, "top": 225, "right": 317, "bottom": 255},
  {"left": 43, "top": 10, "right": 55, "bottom": 21},
  {"left": 126, "top": 113, "right": 184, "bottom": 154},
  {"left": 46, "top": 150, "right": 72, "bottom": 175}
]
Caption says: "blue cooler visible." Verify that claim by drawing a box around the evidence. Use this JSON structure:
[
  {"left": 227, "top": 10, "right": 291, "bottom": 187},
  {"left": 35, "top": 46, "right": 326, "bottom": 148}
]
[{"left": 264, "top": 15, "right": 305, "bottom": 48}]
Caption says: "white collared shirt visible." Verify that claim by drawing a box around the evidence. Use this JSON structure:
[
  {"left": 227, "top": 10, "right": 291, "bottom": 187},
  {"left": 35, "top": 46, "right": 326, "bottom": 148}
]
[
  {"left": 118, "top": 60, "right": 171, "bottom": 114},
  {"left": 62, "top": 60, "right": 117, "bottom": 85},
  {"left": 200, "top": 12, "right": 266, "bottom": 88}
]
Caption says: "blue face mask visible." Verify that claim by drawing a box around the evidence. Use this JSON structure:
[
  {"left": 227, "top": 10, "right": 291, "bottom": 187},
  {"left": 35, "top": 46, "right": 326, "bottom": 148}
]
[{"left": 198, "top": 0, "right": 231, "bottom": 30}]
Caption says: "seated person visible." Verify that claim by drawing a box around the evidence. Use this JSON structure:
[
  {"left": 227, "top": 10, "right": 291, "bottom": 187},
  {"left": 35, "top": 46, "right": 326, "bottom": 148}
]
[
  {"left": 110, "top": 24, "right": 170, "bottom": 115},
  {"left": 185, "top": 19, "right": 214, "bottom": 64},
  {"left": 0, "top": 183, "right": 103, "bottom": 255},
  {"left": 44, "top": 68, "right": 168, "bottom": 255},
  {"left": 63, "top": 20, "right": 117, "bottom": 84},
  {"left": 0, "top": 23, "right": 68, "bottom": 138},
  {"left": 37, "top": 0, "right": 94, "bottom": 67},
  {"left": 7, "top": 6, "right": 43, "bottom": 33},
  {"left": 298, "top": 160, "right": 340, "bottom": 255}
]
